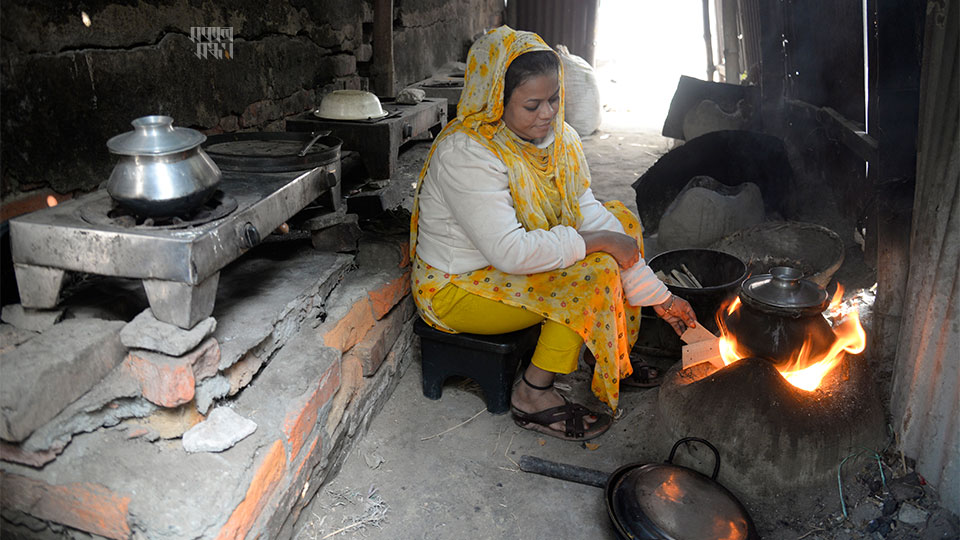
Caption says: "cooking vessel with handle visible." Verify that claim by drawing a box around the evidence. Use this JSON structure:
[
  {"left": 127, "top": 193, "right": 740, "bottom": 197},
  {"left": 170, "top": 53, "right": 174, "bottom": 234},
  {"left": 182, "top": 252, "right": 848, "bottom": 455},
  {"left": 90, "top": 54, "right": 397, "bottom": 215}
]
[
  {"left": 721, "top": 266, "right": 835, "bottom": 367},
  {"left": 520, "top": 438, "right": 758, "bottom": 539}
]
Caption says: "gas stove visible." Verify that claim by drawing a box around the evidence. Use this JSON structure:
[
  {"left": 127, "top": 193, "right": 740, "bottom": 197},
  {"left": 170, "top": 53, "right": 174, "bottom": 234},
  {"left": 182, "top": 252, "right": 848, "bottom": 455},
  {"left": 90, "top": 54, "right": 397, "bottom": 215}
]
[
  {"left": 287, "top": 97, "right": 446, "bottom": 180},
  {"left": 10, "top": 163, "right": 340, "bottom": 329}
]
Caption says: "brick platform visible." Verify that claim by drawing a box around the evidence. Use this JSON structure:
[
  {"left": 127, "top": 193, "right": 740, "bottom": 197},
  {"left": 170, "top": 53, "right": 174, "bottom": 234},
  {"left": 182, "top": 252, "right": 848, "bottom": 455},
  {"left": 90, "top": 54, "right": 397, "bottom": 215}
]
[{"left": 1, "top": 238, "right": 417, "bottom": 539}]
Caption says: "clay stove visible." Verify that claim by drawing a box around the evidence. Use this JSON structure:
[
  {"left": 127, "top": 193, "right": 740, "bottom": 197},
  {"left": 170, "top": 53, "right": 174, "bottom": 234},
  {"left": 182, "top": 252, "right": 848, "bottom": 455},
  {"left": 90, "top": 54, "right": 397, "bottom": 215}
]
[{"left": 657, "top": 292, "right": 887, "bottom": 497}]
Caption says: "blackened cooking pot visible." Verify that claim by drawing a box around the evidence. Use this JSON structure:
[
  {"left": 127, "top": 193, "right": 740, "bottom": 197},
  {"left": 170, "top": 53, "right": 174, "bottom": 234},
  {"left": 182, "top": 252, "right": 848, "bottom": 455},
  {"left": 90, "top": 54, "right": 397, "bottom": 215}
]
[
  {"left": 722, "top": 266, "right": 835, "bottom": 367},
  {"left": 636, "top": 249, "right": 746, "bottom": 359},
  {"left": 519, "top": 438, "right": 759, "bottom": 540}
]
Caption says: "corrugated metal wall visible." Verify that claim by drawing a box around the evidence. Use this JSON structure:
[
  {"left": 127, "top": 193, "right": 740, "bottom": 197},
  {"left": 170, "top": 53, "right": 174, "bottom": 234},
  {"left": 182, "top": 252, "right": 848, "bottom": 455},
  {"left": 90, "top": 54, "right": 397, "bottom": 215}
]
[
  {"left": 890, "top": 0, "right": 960, "bottom": 514},
  {"left": 506, "top": 0, "right": 599, "bottom": 65},
  {"left": 738, "top": 0, "right": 763, "bottom": 83}
]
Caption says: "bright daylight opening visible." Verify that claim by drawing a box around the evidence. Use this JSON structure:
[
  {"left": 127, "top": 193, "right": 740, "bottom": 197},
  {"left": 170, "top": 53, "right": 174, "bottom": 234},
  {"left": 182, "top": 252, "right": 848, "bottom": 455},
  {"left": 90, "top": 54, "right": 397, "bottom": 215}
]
[{"left": 594, "top": 0, "right": 715, "bottom": 132}]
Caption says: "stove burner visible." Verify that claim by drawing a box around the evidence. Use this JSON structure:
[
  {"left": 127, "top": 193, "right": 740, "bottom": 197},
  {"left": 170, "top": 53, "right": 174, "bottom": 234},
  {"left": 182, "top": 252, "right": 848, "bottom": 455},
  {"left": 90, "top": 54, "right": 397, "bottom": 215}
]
[{"left": 80, "top": 191, "right": 238, "bottom": 230}]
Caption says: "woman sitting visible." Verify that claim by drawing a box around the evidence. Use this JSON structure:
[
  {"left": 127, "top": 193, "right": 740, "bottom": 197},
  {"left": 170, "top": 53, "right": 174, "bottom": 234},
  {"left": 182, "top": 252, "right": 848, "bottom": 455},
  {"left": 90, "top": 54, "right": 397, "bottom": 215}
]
[{"left": 410, "top": 26, "right": 697, "bottom": 441}]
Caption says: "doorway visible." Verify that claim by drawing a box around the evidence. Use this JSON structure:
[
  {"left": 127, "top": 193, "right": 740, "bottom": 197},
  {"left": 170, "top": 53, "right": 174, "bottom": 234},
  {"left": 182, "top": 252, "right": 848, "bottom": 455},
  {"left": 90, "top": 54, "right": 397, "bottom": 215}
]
[{"left": 594, "top": 0, "right": 712, "bottom": 132}]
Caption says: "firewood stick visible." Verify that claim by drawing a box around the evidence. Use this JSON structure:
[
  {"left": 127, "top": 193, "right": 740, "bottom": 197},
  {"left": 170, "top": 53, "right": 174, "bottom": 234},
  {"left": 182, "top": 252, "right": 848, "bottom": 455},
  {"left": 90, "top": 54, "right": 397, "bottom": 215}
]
[
  {"left": 680, "top": 264, "right": 703, "bottom": 288},
  {"left": 656, "top": 270, "right": 680, "bottom": 287},
  {"left": 670, "top": 269, "right": 695, "bottom": 288}
]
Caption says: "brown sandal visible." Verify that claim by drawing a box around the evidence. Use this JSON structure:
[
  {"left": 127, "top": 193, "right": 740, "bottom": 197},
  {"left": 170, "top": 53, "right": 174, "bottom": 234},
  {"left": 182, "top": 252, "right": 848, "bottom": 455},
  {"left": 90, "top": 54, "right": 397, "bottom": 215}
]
[{"left": 511, "top": 397, "right": 612, "bottom": 441}]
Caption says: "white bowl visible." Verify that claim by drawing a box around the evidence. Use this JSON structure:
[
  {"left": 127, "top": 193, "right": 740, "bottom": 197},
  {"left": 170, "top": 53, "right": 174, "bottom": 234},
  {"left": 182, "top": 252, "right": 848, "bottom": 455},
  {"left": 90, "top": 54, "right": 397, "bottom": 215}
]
[{"left": 314, "top": 90, "right": 388, "bottom": 120}]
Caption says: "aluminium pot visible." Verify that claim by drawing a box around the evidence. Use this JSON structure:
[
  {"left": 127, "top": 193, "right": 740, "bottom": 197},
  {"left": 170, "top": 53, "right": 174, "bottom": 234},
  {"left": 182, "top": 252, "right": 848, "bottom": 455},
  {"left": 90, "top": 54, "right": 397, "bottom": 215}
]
[
  {"left": 721, "top": 266, "right": 835, "bottom": 367},
  {"left": 519, "top": 438, "right": 758, "bottom": 539},
  {"left": 106, "top": 115, "right": 222, "bottom": 217}
]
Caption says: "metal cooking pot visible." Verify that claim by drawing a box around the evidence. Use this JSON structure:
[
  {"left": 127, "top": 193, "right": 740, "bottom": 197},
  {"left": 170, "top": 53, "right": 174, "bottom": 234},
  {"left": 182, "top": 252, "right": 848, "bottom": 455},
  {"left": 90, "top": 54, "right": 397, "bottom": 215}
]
[
  {"left": 106, "top": 115, "right": 221, "bottom": 217},
  {"left": 721, "top": 266, "right": 835, "bottom": 367},
  {"left": 520, "top": 438, "right": 758, "bottom": 539}
]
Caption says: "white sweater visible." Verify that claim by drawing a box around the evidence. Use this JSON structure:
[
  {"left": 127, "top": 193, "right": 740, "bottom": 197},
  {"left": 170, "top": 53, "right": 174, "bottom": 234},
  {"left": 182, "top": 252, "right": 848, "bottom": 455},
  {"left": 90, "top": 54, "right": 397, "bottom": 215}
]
[{"left": 415, "top": 130, "right": 671, "bottom": 307}]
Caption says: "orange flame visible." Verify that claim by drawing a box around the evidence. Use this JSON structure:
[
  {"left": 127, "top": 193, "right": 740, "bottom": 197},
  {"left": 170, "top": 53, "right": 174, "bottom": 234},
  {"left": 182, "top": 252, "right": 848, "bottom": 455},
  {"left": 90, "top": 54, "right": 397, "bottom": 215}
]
[
  {"left": 715, "top": 285, "right": 866, "bottom": 391},
  {"left": 46, "top": 195, "right": 59, "bottom": 207}
]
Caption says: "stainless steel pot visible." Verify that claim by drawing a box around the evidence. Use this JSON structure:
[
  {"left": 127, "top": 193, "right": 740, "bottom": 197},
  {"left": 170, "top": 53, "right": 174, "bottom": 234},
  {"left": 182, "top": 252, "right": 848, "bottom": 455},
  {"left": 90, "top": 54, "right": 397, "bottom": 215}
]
[{"left": 106, "top": 115, "right": 221, "bottom": 217}]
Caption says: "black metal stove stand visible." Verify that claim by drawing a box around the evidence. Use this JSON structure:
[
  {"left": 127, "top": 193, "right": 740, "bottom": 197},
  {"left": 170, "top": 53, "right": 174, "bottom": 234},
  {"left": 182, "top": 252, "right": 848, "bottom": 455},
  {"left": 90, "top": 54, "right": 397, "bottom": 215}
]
[{"left": 286, "top": 98, "right": 447, "bottom": 180}]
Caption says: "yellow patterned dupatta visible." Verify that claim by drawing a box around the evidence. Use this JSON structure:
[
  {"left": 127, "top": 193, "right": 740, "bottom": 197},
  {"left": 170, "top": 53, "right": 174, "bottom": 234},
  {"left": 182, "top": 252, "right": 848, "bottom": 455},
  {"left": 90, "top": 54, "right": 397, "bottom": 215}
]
[{"left": 409, "top": 26, "right": 642, "bottom": 411}]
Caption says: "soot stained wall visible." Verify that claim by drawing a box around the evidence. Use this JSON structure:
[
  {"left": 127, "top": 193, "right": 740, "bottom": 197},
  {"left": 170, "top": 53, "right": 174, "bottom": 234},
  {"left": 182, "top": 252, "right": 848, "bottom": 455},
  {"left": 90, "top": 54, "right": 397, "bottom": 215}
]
[
  {"left": 393, "top": 0, "right": 503, "bottom": 88},
  {"left": 0, "top": 0, "right": 503, "bottom": 200}
]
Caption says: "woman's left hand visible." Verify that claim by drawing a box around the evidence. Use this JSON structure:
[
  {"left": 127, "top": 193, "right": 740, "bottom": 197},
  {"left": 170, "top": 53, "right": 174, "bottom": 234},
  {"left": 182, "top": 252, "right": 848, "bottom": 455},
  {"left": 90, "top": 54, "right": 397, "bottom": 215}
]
[
  {"left": 580, "top": 230, "right": 640, "bottom": 268},
  {"left": 652, "top": 295, "right": 698, "bottom": 335}
]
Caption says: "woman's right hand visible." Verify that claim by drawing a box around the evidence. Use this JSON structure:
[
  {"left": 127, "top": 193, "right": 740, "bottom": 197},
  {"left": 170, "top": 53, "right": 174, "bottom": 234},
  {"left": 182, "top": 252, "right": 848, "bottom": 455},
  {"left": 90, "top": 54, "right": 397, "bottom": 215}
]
[
  {"left": 653, "top": 294, "right": 698, "bottom": 335},
  {"left": 580, "top": 230, "right": 640, "bottom": 268}
]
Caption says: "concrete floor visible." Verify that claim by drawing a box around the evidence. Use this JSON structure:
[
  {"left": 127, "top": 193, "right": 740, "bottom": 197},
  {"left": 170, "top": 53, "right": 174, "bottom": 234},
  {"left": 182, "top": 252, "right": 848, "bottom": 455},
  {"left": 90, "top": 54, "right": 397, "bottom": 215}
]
[{"left": 292, "top": 125, "right": 890, "bottom": 540}]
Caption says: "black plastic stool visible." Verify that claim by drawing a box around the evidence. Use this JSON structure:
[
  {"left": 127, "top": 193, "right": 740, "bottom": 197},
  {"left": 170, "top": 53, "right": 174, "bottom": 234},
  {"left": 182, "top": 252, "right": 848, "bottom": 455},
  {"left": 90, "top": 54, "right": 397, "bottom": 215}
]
[{"left": 413, "top": 317, "right": 541, "bottom": 415}]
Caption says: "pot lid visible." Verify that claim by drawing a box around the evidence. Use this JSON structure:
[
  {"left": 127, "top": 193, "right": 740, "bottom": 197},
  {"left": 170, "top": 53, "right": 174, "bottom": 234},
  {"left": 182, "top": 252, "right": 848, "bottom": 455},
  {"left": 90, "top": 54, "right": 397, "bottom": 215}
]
[
  {"left": 107, "top": 115, "right": 207, "bottom": 156},
  {"left": 202, "top": 132, "right": 342, "bottom": 173},
  {"left": 611, "top": 463, "right": 753, "bottom": 539},
  {"left": 740, "top": 266, "right": 828, "bottom": 313}
]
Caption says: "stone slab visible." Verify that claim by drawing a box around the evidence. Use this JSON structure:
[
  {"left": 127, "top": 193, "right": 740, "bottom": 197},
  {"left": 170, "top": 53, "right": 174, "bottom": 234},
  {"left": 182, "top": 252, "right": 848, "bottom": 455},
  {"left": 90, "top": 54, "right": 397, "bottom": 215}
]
[
  {"left": 898, "top": 502, "right": 930, "bottom": 526},
  {"left": 182, "top": 407, "right": 257, "bottom": 453},
  {"left": 310, "top": 220, "right": 362, "bottom": 253},
  {"left": 18, "top": 363, "right": 147, "bottom": 453},
  {"left": 213, "top": 244, "right": 353, "bottom": 371},
  {"left": 0, "top": 324, "right": 38, "bottom": 355},
  {"left": 0, "top": 304, "right": 63, "bottom": 333},
  {"left": 195, "top": 375, "right": 231, "bottom": 414},
  {"left": 0, "top": 319, "right": 125, "bottom": 442},
  {"left": 301, "top": 207, "right": 351, "bottom": 231},
  {"left": 235, "top": 327, "right": 341, "bottom": 459},
  {"left": 355, "top": 232, "right": 411, "bottom": 272},
  {"left": 120, "top": 310, "right": 217, "bottom": 356}
]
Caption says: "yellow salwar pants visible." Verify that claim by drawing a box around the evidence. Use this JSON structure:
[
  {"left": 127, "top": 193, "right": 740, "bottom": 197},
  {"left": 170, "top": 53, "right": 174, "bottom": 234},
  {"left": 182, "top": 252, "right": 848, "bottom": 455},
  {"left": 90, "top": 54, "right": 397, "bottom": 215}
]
[{"left": 430, "top": 283, "right": 583, "bottom": 374}]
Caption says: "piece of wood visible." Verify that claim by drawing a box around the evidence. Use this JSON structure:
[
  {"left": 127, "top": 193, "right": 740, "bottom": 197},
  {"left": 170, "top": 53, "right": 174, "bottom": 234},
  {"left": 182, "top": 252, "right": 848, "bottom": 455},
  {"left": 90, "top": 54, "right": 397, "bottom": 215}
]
[
  {"left": 680, "top": 264, "right": 703, "bottom": 287},
  {"left": 670, "top": 269, "right": 695, "bottom": 288},
  {"left": 681, "top": 324, "right": 717, "bottom": 344},
  {"left": 372, "top": 0, "right": 395, "bottom": 97},
  {"left": 682, "top": 337, "right": 725, "bottom": 369}
]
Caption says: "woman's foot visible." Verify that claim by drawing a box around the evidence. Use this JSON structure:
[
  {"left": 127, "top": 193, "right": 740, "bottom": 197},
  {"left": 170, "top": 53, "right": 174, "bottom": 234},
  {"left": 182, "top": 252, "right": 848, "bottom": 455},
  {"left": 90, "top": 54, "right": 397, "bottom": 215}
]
[{"left": 509, "top": 365, "right": 611, "bottom": 440}]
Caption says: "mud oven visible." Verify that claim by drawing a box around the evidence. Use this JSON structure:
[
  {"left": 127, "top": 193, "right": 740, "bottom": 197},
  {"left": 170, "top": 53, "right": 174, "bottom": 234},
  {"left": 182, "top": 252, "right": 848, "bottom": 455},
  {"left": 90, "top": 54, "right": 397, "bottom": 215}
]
[{"left": 651, "top": 261, "right": 887, "bottom": 497}]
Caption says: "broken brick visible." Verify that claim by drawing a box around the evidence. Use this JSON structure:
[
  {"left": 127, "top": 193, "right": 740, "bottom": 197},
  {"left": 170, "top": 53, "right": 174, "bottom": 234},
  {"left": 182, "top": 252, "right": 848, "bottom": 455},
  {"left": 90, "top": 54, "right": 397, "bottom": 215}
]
[
  {"left": 214, "top": 439, "right": 287, "bottom": 540},
  {"left": 368, "top": 270, "right": 411, "bottom": 320},
  {"left": 283, "top": 360, "right": 341, "bottom": 460},
  {"left": 124, "top": 351, "right": 195, "bottom": 408},
  {"left": 321, "top": 298, "right": 376, "bottom": 352},
  {"left": 351, "top": 296, "right": 416, "bottom": 376},
  {"left": 1, "top": 472, "right": 131, "bottom": 539}
]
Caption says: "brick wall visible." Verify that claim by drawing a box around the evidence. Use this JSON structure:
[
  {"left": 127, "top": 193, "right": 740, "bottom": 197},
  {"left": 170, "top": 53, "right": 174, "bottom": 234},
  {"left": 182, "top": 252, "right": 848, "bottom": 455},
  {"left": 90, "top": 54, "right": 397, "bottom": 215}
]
[{"left": 0, "top": 0, "right": 503, "bottom": 202}]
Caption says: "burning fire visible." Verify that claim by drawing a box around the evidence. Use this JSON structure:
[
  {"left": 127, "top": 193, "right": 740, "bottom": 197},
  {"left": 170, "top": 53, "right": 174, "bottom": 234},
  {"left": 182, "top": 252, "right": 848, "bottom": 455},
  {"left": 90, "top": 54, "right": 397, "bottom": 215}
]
[{"left": 716, "top": 286, "right": 866, "bottom": 391}]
